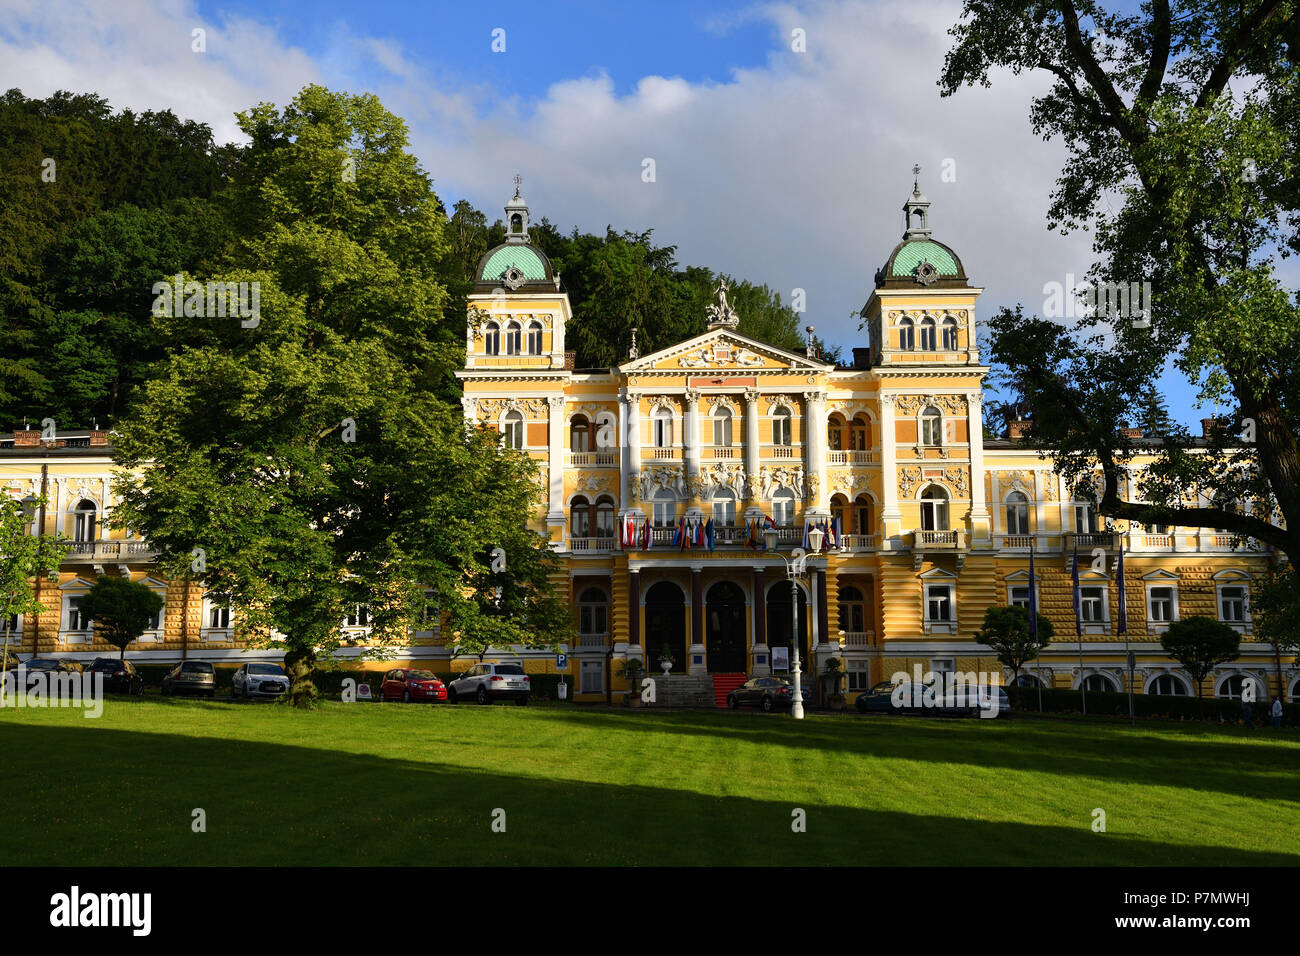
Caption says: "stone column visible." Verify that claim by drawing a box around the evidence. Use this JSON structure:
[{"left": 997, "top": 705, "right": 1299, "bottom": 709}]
[
  {"left": 689, "top": 566, "right": 706, "bottom": 675},
  {"left": 628, "top": 569, "right": 640, "bottom": 647},
  {"left": 546, "top": 396, "right": 565, "bottom": 521},
  {"left": 752, "top": 568, "right": 770, "bottom": 675},
  {"left": 744, "top": 388, "right": 761, "bottom": 502},
  {"left": 684, "top": 388, "right": 701, "bottom": 506},
  {"left": 625, "top": 390, "right": 642, "bottom": 499},
  {"left": 804, "top": 390, "right": 828, "bottom": 513},
  {"left": 967, "top": 393, "right": 990, "bottom": 544},
  {"left": 879, "top": 394, "right": 900, "bottom": 545}
]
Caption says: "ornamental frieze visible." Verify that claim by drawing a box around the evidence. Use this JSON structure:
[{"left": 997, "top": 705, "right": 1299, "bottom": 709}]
[
  {"left": 636, "top": 466, "right": 686, "bottom": 501},
  {"left": 895, "top": 394, "right": 968, "bottom": 416},
  {"left": 898, "top": 466, "right": 923, "bottom": 497},
  {"left": 678, "top": 343, "right": 765, "bottom": 369},
  {"left": 758, "top": 464, "right": 806, "bottom": 499},
  {"left": 475, "top": 397, "right": 547, "bottom": 420}
]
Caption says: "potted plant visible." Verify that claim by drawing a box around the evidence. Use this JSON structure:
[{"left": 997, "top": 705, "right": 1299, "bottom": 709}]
[
  {"left": 619, "top": 657, "right": 645, "bottom": 707},
  {"left": 658, "top": 643, "right": 676, "bottom": 676},
  {"left": 824, "top": 657, "right": 846, "bottom": 710}
]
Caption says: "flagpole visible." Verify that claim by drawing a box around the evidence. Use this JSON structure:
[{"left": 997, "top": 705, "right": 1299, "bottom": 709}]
[
  {"left": 1073, "top": 543, "right": 1086, "bottom": 716},
  {"left": 1029, "top": 542, "right": 1042, "bottom": 713},
  {"left": 1117, "top": 539, "right": 1134, "bottom": 725}
]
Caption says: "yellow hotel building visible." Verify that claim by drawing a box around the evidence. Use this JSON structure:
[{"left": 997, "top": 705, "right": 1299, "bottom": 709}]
[{"left": 2, "top": 178, "right": 1294, "bottom": 706}]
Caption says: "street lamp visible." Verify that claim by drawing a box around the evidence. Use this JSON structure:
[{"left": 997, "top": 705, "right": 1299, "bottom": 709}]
[{"left": 764, "top": 524, "right": 824, "bottom": 718}]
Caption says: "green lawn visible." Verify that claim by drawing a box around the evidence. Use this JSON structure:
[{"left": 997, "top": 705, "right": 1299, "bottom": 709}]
[{"left": 1, "top": 697, "right": 1297, "bottom": 866}]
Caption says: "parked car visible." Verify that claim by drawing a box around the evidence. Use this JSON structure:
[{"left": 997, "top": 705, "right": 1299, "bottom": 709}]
[
  {"left": 447, "top": 662, "right": 530, "bottom": 704},
  {"left": 19, "top": 657, "right": 83, "bottom": 674},
  {"left": 855, "top": 679, "right": 1010, "bottom": 718},
  {"left": 85, "top": 658, "right": 143, "bottom": 695},
  {"left": 161, "top": 660, "right": 216, "bottom": 698},
  {"left": 232, "top": 662, "right": 289, "bottom": 700},
  {"left": 380, "top": 668, "right": 447, "bottom": 703},
  {"left": 726, "top": 676, "right": 812, "bottom": 713}
]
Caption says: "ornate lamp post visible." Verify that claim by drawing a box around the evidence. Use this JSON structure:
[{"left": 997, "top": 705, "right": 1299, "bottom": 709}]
[{"left": 764, "top": 525, "right": 825, "bottom": 719}]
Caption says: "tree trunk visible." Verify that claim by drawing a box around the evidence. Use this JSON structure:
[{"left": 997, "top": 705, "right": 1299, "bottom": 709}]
[{"left": 284, "top": 646, "right": 318, "bottom": 708}]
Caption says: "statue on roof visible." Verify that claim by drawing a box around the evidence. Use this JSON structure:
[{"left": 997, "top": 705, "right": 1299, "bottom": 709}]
[{"left": 706, "top": 277, "right": 740, "bottom": 328}]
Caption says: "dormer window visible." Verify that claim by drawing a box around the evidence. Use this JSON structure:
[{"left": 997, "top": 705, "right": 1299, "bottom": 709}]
[
  {"left": 941, "top": 317, "right": 958, "bottom": 350},
  {"left": 919, "top": 317, "right": 937, "bottom": 350},
  {"left": 484, "top": 322, "right": 500, "bottom": 356},
  {"left": 899, "top": 318, "right": 915, "bottom": 350}
]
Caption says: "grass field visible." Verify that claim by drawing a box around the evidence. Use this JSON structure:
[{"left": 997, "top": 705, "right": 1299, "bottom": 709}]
[{"left": 1, "top": 697, "right": 1297, "bottom": 866}]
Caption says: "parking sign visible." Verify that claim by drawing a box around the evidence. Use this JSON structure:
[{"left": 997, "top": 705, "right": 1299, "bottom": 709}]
[{"left": 556, "top": 653, "right": 568, "bottom": 671}]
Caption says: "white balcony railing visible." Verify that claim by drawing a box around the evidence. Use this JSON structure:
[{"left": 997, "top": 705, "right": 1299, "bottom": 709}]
[
  {"left": 839, "top": 534, "right": 877, "bottom": 551},
  {"left": 576, "top": 632, "right": 608, "bottom": 648},
  {"left": 1001, "top": 535, "right": 1035, "bottom": 549},
  {"left": 827, "top": 450, "right": 876, "bottom": 466},
  {"left": 841, "top": 630, "right": 874, "bottom": 647},
  {"left": 702, "top": 446, "right": 736, "bottom": 459},
  {"left": 64, "top": 539, "right": 158, "bottom": 561},
  {"left": 569, "top": 537, "right": 615, "bottom": 553},
  {"left": 916, "top": 530, "right": 958, "bottom": 546},
  {"left": 569, "top": 451, "right": 618, "bottom": 467},
  {"left": 764, "top": 445, "right": 797, "bottom": 459}
]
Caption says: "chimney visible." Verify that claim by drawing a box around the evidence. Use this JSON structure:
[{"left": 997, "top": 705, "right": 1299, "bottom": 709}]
[
  {"left": 1007, "top": 420, "right": 1031, "bottom": 441},
  {"left": 563, "top": 351, "right": 576, "bottom": 370},
  {"left": 1201, "top": 416, "right": 1228, "bottom": 438},
  {"left": 1120, "top": 427, "right": 1143, "bottom": 439},
  {"left": 89, "top": 428, "right": 109, "bottom": 447},
  {"left": 13, "top": 428, "right": 39, "bottom": 447},
  {"left": 852, "top": 347, "right": 872, "bottom": 370}
]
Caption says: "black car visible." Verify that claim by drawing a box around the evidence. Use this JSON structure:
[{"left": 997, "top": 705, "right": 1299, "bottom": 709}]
[
  {"left": 85, "top": 658, "right": 144, "bottom": 695},
  {"left": 161, "top": 660, "right": 216, "bottom": 698},
  {"left": 855, "top": 679, "right": 1011, "bottom": 718},
  {"left": 20, "top": 658, "right": 83, "bottom": 674},
  {"left": 726, "top": 676, "right": 812, "bottom": 713}
]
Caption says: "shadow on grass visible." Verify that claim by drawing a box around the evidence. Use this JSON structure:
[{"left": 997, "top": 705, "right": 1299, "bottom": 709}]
[
  {"left": 0, "top": 720, "right": 1294, "bottom": 867},
  {"left": 533, "top": 707, "right": 1300, "bottom": 804}
]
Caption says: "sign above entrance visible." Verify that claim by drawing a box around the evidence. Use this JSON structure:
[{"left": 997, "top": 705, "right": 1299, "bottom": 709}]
[{"left": 687, "top": 376, "right": 757, "bottom": 389}]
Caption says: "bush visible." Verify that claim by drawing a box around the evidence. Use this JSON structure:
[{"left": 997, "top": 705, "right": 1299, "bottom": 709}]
[{"left": 1008, "top": 685, "right": 1300, "bottom": 723}]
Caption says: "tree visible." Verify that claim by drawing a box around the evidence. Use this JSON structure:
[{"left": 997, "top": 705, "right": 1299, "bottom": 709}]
[
  {"left": 1249, "top": 566, "right": 1300, "bottom": 700},
  {"left": 1160, "top": 616, "right": 1242, "bottom": 712},
  {"left": 974, "top": 604, "right": 1054, "bottom": 689},
  {"left": 0, "top": 495, "right": 69, "bottom": 677},
  {"left": 113, "top": 86, "right": 571, "bottom": 707},
  {"left": 79, "top": 575, "right": 164, "bottom": 660},
  {"left": 940, "top": 2, "right": 1300, "bottom": 562}
]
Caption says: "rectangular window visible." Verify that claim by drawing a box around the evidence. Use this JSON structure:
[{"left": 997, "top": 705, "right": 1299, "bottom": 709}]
[
  {"left": 67, "top": 597, "right": 90, "bottom": 631},
  {"left": 580, "top": 660, "right": 603, "bottom": 694},
  {"left": 1148, "top": 587, "right": 1175, "bottom": 623},
  {"left": 1219, "top": 586, "right": 1247, "bottom": 623},
  {"left": 653, "top": 499, "right": 675, "bottom": 528},
  {"left": 654, "top": 418, "right": 672, "bottom": 448},
  {"left": 1, "top": 614, "right": 20, "bottom": 643},
  {"left": 772, "top": 495, "right": 794, "bottom": 527},
  {"left": 208, "top": 602, "right": 230, "bottom": 629},
  {"left": 1079, "top": 586, "right": 1106, "bottom": 623},
  {"left": 1009, "top": 585, "right": 1030, "bottom": 609},
  {"left": 847, "top": 661, "right": 868, "bottom": 692},
  {"left": 1074, "top": 505, "right": 1099, "bottom": 534},
  {"left": 713, "top": 497, "right": 735, "bottom": 526},
  {"left": 925, "top": 585, "right": 953, "bottom": 622},
  {"left": 713, "top": 417, "right": 732, "bottom": 447}
]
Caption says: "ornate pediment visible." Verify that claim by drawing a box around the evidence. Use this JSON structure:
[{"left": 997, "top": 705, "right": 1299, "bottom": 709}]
[{"left": 620, "top": 328, "right": 831, "bottom": 374}]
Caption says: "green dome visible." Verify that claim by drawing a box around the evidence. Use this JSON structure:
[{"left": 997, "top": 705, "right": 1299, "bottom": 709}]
[
  {"left": 479, "top": 245, "right": 549, "bottom": 283},
  {"left": 888, "top": 239, "right": 960, "bottom": 278}
]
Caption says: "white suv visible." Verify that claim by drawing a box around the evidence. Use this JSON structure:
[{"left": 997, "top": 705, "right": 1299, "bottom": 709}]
[{"left": 448, "top": 662, "right": 530, "bottom": 705}]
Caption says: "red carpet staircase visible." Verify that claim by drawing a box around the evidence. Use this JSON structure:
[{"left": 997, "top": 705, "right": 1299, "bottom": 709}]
[{"left": 711, "top": 673, "right": 749, "bottom": 709}]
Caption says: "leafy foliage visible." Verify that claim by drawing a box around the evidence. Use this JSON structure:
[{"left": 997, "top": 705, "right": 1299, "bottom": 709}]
[
  {"left": 0, "top": 495, "right": 69, "bottom": 672},
  {"left": 1160, "top": 616, "right": 1242, "bottom": 698},
  {"left": 79, "top": 575, "right": 164, "bottom": 659},
  {"left": 974, "top": 603, "right": 1054, "bottom": 685}
]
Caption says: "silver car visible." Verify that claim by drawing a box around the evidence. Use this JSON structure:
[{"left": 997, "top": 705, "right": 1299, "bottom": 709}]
[
  {"left": 447, "top": 662, "right": 530, "bottom": 704},
  {"left": 232, "top": 662, "right": 289, "bottom": 700}
]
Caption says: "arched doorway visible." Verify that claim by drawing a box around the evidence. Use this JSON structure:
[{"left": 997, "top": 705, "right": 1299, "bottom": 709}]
[
  {"left": 706, "top": 581, "right": 747, "bottom": 673},
  {"left": 766, "top": 582, "right": 809, "bottom": 675},
  {"left": 644, "top": 581, "right": 686, "bottom": 671}
]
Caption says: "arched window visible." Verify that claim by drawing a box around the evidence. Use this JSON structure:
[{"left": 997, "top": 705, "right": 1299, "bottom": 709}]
[
  {"left": 577, "top": 587, "right": 609, "bottom": 637},
  {"left": 713, "top": 406, "right": 733, "bottom": 447},
  {"left": 827, "top": 414, "right": 846, "bottom": 451},
  {"left": 510, "top": 212, "right": 523, "bottom": 234},
  {"left": 1149, "top": 674, "right": 1189, "bottom": 696},
  {"left": 501, "top": 411, "right": 524, "bottom": 450},
  {"left": 853, "top": 495, "right": 873, "bottom": 534},
  {"left": 772, "top": 406, "right": 792, "bottom": 446},
  {"left": 838, "top": 584, "right": 866, "bottom": 633},
  {"left": 850, "top": 416, "right": 870, "bottom": 451},
  {"left": 570, "top": 496, "right": 591, "bottom": 538},
  {"left": 920, "top": 486, "right": 948, "bottom": 531},
  {"left": 484, "top": 322, "right": 500, "bottom": 356},
  {"left": 570, "top": 415, "right": 591, "bottom": 453},
  {"left": 919, "top": 317, "right": 937, "bottom": 350},
  {"left": 899, "top": 318, "right": 915, "bottom": 350},
  {"left": 830, "top": 494, "right": 850, "bottom": 532},
  {"left": 1015, "top": 673, "right": 1043, "bottom": 688},
  {"left": 504, "top": 320, "right": 522, "bottom": 355},
  {"left": 1217, "top": 674, "right": 1264, "bottom": 699},
  {"left": 941, "top": 317, "right": 958, "bottom": 350},
  {"left": 527, "top": 320, "right": 543, "bottom": 354},
  {"left": 652, "top": 407, "right": 673, "bottom": 448},
  {"left": 772, "top": 488, "right": 795, "bottom": 526},
  {"left": 1005, "top": 491, "right": 1030, "bottom": 535},
  {"left": 712, "top": 488, "right": 736, "bottom": 526},
  {"left": 72, "top": 500, "right": 97, "bottom": 542},
  {"left": 921, "top": 407, "right": 943, "bottom": 446},
  {"left": 595, "top": 496, "right": 616, "bottom": 538},
  {"left": 1083, "top": 673, "right": 1118, "bottom": 693},
  {"left": 652, "top": 488, "right": 677, "bottom": 528}
]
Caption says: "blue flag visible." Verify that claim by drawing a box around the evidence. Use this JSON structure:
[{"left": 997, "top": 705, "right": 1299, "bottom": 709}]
[
  {"left": 1071, "top": 543, "right": 1082, "bottom": 638},
  {"left": 1116, "top": 544, "right": 1127, "bottom": 635},
  {"left": 1028, "top": 544, "right": 1038, "bottom": 642}
]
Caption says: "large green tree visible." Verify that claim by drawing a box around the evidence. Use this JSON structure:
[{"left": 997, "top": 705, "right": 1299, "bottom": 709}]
[
  {"left": 113, "top": 86, "right": 570, "bottom": 706},
  {"left": 1160, "top": 616, "right": 1243, "bottom": 710},
  {"left": 941, "top": 2, "right": 1300, "bottom": 559},
  {"left": 974, "top": 604, "right": 1054, "bottom": 689},
  {"left": 0, "top": 495, "right": 69, "bottom": 676},
  {"left": 79, "top": 575, "right": 164, "bottom": 660}
]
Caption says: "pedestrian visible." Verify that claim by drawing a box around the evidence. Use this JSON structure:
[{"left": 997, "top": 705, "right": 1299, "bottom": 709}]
[
  {"left": 1272, "top": 696, "right": 1283, "bottom": 730},
  {"left": 1242, "top": 695, "right": 1254, "bottom": 729}
]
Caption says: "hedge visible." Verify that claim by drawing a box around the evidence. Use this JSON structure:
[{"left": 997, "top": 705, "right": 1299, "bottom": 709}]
[{"left": 1008, "top": 685, "right": 1300, "bottom": 723}]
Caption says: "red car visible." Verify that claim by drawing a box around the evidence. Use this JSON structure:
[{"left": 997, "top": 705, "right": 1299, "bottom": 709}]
[{"left": 381, "top": 668, "right": 447, "bottom": 703}]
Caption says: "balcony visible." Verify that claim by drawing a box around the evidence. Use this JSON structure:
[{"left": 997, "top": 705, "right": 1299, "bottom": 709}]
[
  {"left": 915, "top": 530, "right": 959, "bottom": 547},
  {"left": 649, "top": 447, "right": 678, "bottom": 460},
  {"left": 575, "top": 632, "right": 608, "bottom": 648},
  {"left": 827, "top": 450, "right": 876, "bottom": 466},
  {"left": 569, "top": 451, "right": 618, "bottom": 467},
  {"left": 838, "top": 534, "right": 877, "bottom": 552},
  {"left": 840, "top": 630, "right": 874, "bottom": 647},
  {"left": 63, "top": 539, "right": 159, "bottom": 562},
  {"left": 638, "top": 525, "right": 803, "bottom": 549},
  {"left": 569, "top": 536, "right": 615, "bottom": 554},
  {"left": 701, "top": 445, "right": 737, "bottom": 459},
  {"left": 1065, "top": 532, "right": 1120, "bottom": 551},
  {"left": 763, "top": 445, "right": 798, "bottom": 460},
  {"left": 999, "top": 534, "right": 1035, "bottom": 550}
]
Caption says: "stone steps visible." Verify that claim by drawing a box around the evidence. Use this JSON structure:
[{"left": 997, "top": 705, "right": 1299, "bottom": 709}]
[{"left": 647, "top": 674, "right": 715, "bottom": 708}]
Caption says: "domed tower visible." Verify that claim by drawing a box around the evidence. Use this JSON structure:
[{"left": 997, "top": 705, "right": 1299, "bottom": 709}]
[{"left": 465, "top": 176, "right": 571, "bottom": 370}]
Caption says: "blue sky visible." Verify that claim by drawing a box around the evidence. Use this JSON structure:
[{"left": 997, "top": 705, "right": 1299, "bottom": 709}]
[{"left": 1, "top": 0, "right": 1261, "bottom": 427}]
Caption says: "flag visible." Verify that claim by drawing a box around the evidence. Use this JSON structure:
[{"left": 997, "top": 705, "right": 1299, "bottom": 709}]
[
  {"left": 1028, "top": 544, "right": 1038, "bottom": 642},
  {"left": 746, "top": 518, "right": 759, "bottom": 550},
  {"left": 641, "top": 518, "right": 651, "bottom": 550},
  {"left": 832, "top": 514, "right": 842, "bottom": 548},
  {"left": 696, "top": 518, "right": 706, "bottom": 548},
  {"left": 1116, "top": 544, "right": 1128, "bottom": 635},
  {"left": 801, "top": 521, "right": 810, "bottom": 550},
  {"left": 705, "top": 517, "right": 715, "bottom": 552},
  {"left": 674, "top": 518, "right": 684, "bottom": 551},
  {"left": 1071, "top": 544, "right": 1082, "bottom": 638}
]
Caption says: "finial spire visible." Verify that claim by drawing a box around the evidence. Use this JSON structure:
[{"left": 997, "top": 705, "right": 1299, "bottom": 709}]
[
  {"left": 512, "top": 172, "right": 522, "bottom": 198},
  {"left": 912, "top": 163, "right": 921, "bottom": 195}
]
